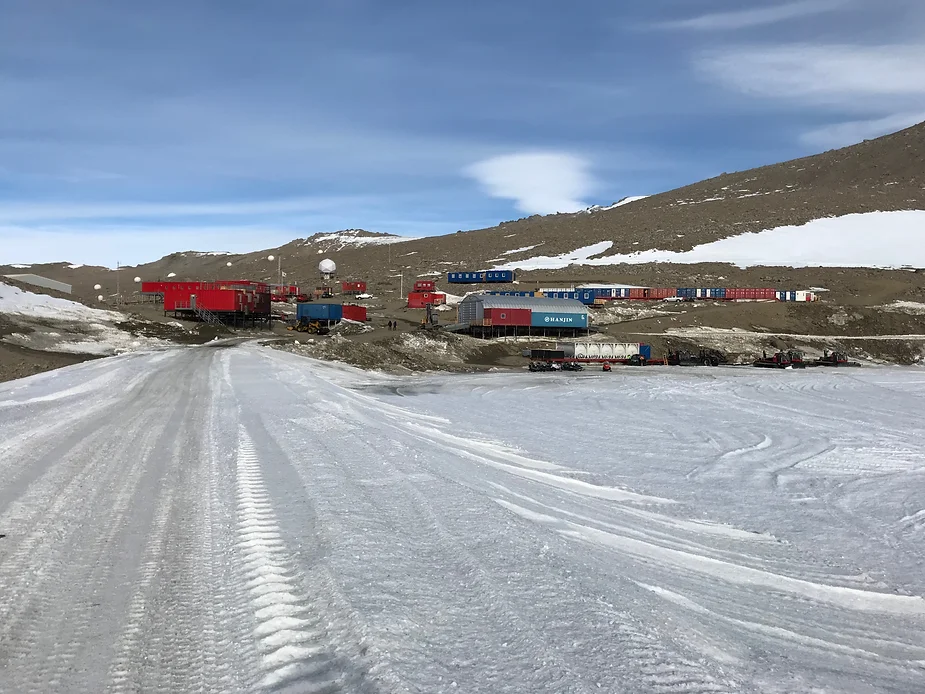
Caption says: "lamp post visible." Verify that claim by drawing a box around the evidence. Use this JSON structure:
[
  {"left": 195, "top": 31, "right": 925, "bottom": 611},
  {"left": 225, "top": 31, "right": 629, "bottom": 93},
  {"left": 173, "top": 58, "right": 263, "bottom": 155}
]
[{"left": 268, "top": 254, "right": 281, "bottom": 287}]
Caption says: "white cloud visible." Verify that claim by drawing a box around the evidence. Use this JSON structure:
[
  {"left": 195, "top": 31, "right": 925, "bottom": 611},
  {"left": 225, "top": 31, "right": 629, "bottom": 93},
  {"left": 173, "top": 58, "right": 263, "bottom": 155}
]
[
  {"left": 697, "top": 44, "right": 925, "bottom": 105},
  {"left": 464, "top": 152, "right": 595, "bottom": 215},
  {"left": 801, "top": 111, "right": 925, "bottom": 149},
  {"left": 658, "top": 0, "right": 848, "bottom": 31}
]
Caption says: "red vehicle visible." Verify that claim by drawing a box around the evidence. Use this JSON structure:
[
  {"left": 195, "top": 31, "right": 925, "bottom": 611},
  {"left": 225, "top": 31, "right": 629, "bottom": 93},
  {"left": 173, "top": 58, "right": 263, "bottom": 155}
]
[{"left": 413, "top": 280, "right": 436, "bottom": 292}]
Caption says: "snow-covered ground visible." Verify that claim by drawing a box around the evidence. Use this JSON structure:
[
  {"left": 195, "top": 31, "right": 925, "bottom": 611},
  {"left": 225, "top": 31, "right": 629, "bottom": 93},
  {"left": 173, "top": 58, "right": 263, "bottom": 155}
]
[
  {"left": 493, "top": 211, "right": 925, "bottom": 270},
  {"left": 1, "top": 345, "right": 923, "bottom": 692},
  {"left": 0, "top": 282, "right": 168, "bottom": 355}
]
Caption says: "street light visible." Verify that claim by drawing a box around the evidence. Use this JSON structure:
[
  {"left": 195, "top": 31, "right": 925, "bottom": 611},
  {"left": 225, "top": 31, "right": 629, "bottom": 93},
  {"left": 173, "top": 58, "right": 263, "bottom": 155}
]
[{"left": 268, "top": 254, "right": 281, "bottom": 286}]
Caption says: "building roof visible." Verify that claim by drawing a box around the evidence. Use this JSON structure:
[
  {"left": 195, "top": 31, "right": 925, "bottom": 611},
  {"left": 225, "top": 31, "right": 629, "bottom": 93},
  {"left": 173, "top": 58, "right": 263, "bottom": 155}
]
[{"left": 461, "top": 294, "right": 589, "bottom": 313}]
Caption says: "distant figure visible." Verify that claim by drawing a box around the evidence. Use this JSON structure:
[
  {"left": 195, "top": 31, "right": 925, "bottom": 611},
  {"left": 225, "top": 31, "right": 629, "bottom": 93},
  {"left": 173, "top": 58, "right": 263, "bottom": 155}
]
[{"left": 387, "top": 320, "right": 393, "bottom": 330}]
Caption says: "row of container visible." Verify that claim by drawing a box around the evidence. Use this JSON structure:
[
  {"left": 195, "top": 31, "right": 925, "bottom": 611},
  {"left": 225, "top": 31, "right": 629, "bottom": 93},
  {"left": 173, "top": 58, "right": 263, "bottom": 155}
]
[
  {"left": 557, "top": 342, "right": 652, "bottom": 360},
  {"left": 524, "top": 343, "right": 653, "bottom": 362},
  {"left": 485, "top": 287, "right": 817, "bottom": 304},
  {"left": 141, "top": 280, "right": 272, "bottom": 296},
  {"left": 447, "top": 271, "right": 516, "bottom": 284}
]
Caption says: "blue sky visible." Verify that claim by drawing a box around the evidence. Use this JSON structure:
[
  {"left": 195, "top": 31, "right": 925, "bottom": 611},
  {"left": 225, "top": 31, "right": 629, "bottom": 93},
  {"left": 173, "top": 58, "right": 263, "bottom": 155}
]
[{"left": 2, "top": 0, "right": 924, "bottom": 266}]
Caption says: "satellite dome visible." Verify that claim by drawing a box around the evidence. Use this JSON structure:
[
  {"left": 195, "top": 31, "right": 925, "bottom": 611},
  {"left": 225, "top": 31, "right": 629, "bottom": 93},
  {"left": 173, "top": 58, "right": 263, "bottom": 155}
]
[
  {"left": 93, "top": 284, "right": 102, "bottom": 290},
  {"left": 318, "top": 259, "right": 336, "bottom": 274}
]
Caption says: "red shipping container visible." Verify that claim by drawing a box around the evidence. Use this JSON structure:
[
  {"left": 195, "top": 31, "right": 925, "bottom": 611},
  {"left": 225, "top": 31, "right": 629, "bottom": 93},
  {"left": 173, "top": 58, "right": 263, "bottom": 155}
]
[
  {"left": 628, "top": 288, "right": 648, "bottom": 300},
  {"left": 407, "top": 291, "right": 446, "bottom": 308},
  {"left": 342, "top": 304, "right": 368, "bottom": 322},
  {"left": 191, "top": 289, "right": 240, "bottom": 312},
  {"left": 341, "top": 281, "right": 367, "bottom": 293},
  {"left": 649, "top": 288, "right": 678, "bottom": 299},
  {"left": 163, "top": 286, "right": 197, "bottom": 311},
  {"left": 484, "top": 307, "right": 532, "bottom": 326},
  {"left": 413, "top": 280, "right": 436, "bottom": 292}
]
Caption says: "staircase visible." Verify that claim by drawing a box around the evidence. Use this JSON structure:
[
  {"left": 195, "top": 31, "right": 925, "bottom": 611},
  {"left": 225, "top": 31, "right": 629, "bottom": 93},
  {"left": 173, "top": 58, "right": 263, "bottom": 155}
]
[{"left": 194, "top": 306, "right": 224, "bottom": 326}]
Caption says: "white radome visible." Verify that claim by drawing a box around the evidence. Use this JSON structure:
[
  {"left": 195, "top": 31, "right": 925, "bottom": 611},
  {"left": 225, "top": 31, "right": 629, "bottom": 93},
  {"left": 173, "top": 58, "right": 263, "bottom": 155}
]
[
  {"left": 133, "top": 276, "right": 141, "bottom": 283},
  {"left": 97, "top": 295, "right": 104, "bottom": 301},
  {"left": 93, "top": 284, "right": 102, "bottom": 290},
  {"left": 267, "top": 255, "right": 275, "bottom": 261},
  {"left": 318, "top": 259, "right": 336, "bottom": 274},
  {"left": 226, "top": 261, "right": 232, "bottom": 267}
]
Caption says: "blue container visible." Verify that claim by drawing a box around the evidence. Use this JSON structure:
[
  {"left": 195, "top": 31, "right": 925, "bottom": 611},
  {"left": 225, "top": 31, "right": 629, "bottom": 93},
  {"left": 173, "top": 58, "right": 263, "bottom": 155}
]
[
  {"left": 710, "top": 288, "right": 726, "bottom": 299},
  {"left": 297, "top": 303, "right": 342, "bottom": 321},
  {"left": 640, "top": 345, "right": 652, "bottom": 360},
  {"left": 677, "top": 288, "right": 697, "bottom": 298},
  {"left": 485, "top": 270, "right": 514, "bottom": 283},
  {"left": 530, "top": 311, "right": 589, "bottom": 328},
  {"left": 578, "top": 291, "right": 595, "bottom": 305}
]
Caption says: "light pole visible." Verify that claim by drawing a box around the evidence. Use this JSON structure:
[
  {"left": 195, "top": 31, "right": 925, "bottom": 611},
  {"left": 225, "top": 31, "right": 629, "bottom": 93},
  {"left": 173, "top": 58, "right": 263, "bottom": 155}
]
[{"left": 267, "top": 254, "right": 281, "bottom": 286}]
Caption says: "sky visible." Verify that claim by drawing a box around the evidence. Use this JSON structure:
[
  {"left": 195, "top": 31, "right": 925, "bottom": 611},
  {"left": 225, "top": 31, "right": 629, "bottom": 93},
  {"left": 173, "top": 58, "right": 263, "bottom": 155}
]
[{"left": 2, "top": 0, "right": 924, "bottom": 266}]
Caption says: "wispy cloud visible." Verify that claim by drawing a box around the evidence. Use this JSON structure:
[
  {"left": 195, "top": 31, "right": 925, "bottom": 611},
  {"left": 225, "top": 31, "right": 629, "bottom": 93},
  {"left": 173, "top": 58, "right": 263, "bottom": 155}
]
[
  {"left": 800, "top": 111, "right": 925, "bottom": 149},
  {"left": 697, "top": 43, "right": 925, "bottom": 105},
  {"left": 464, "top": 152, "right": 595, "bottom": 215},
  {"left": 656, "top": 0, "right": 848, "bottom": 31}
]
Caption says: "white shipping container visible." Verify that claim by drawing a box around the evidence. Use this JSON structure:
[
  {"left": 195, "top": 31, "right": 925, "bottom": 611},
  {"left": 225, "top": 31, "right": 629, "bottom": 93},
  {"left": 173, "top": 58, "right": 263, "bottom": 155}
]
[
  {"left": 795, "top": 291, "right": 815, "bottom": 302},
  {"left": 557, "top": 342, "right": 641, "bottom": 359}
]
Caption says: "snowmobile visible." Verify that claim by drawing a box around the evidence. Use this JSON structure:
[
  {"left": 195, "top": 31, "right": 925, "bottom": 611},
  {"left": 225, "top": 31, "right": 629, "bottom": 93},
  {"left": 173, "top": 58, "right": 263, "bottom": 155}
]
[
  {"left": 753, "top": 350, "right": 806, "bottom": 369},
  {"left": 808, "top": 350, "right": 860, "bottom": 367},
  {"left": 666, "top": 349, "right": 724, "bottom": 367},
  {"left": 561, "top": 362, "right": 584, "bottom": 372}
]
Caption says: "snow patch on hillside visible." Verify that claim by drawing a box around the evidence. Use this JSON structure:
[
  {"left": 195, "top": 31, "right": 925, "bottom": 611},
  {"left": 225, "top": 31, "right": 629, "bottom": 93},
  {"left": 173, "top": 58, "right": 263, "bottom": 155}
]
[
  {"left": 0, "top": 283, "right": 122, "bottom": 322},
  {"left": 492, "top": 241, "right": 614, "bottom": 270},
  {"left": 585, "top": 196, "right": 649, "bottom": 213},
  {"left": 503, "top": 244, "right": 541, "bottom": 255},
  {"left": 0, "top": 282, "right": 168, "bottom": 356},
  {"left": 305, "top": 229, "right": 419, "bottom": 251},
  {"left": 494, "top": 212, "right": 925, "bottom": 270}
]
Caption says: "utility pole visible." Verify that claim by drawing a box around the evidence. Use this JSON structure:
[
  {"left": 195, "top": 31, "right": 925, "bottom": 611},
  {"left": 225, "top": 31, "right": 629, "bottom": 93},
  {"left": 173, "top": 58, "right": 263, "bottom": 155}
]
[
  {"left": 278, "top": 255, "right": 282, "bottom": 287},
  {"left": 116, "top": 260, "right": 120, "bottom": 305}
]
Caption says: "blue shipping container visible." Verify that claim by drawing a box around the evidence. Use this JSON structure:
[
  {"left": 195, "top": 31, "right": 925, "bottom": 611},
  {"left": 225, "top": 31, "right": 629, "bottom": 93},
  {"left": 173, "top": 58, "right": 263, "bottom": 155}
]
[
  {"left": 530, "top": 311, "right": 589, "bottom": 328},
  {"left": 640, "top": 345, "right": 652, "bottom": 360},
  {"left": 297, "top": 303, "right": 342, "bottom": 321},
  {"left": 677, "top": 288, "right": 697, "bottom": 298},
  {"left": 710, "top": 288, "right": 726, "bottom": 299}
]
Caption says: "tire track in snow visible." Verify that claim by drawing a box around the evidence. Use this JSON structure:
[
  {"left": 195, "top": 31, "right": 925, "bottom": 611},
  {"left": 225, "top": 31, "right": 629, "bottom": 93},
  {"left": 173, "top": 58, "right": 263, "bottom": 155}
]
[
  {"left": 108, "top": 488, "right": 175, "bottom": 693},
  {"left": 234, "top": 428, "right": 350, "bottom": 692}
]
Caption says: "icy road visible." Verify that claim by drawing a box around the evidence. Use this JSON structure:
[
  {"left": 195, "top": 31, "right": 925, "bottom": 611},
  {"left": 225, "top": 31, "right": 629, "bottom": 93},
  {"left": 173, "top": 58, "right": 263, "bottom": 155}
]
[{"left": 1, "top": 343, "right": 924, "bottom": 693}]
